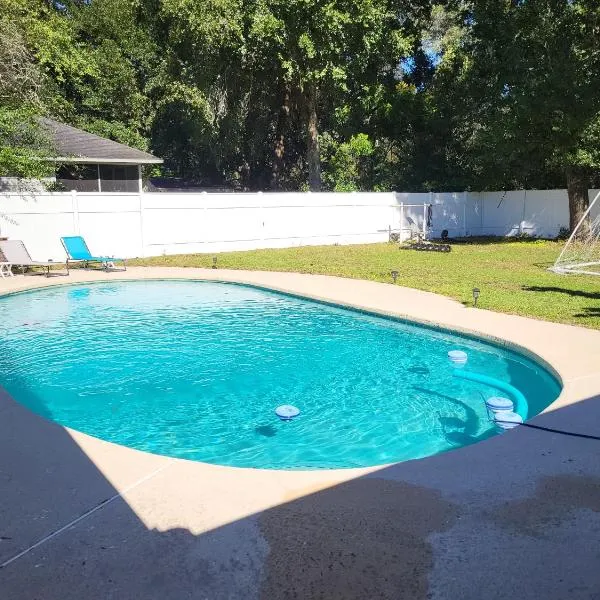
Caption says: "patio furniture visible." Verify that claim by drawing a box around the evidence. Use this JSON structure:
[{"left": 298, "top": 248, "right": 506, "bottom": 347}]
[
  {"left": 0, "top": 261, "right": 13, "bottom": 278},
  {"left": 60, "top": 235, "right": 126, "bottom": 271},
  {"left": 0, "top": 240, "right": 69, "bottom": 277}
]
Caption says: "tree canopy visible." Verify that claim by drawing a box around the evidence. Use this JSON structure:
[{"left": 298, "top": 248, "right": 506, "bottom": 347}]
[{"left": 1, "top": 0, "right": 599, "bottom": 219}]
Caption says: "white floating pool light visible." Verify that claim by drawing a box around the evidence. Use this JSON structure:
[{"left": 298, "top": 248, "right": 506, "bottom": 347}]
[
  {"left": 485, "top": 396, "right": 514, "bottom": 415},
  {"left": 493, "top": 411, "right": 523, "bottom": 430},
  {"left": 448, "top": 350, "right": 468, "bottom": 366},
  {"left": 275, "top": 405, "right": 300, "bottom": 420}
]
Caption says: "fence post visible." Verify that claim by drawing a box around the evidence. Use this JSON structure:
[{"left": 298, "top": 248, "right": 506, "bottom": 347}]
[
  {"left": 520, "top": 189, "right": 527, "bottom": 235},
  {"left": 400, "top": 202, "right": 405, "bottom": 242},
  {"left": 71, "top": 190, "right": 80, "bottom": 234},
  {"left": 138, "top": 189, "right": 145, "bottom": 257},
  {"left": 201, "top": 191, "right": 208, "bottom": 252},
  {"left": 258, "top": 190, "right": 264, "bottom": 244},
  {"left": 463, "top": 190, "right": 468, "bottom": 237}
]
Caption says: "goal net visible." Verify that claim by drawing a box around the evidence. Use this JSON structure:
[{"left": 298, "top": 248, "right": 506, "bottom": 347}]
[{"left": 552, "top": 190, "right": 600, "bottom": 275}]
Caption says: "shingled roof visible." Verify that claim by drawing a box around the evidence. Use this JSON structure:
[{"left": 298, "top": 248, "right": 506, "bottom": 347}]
[{"left": 40, "top": 118, "right": 163, "bottom": 165}]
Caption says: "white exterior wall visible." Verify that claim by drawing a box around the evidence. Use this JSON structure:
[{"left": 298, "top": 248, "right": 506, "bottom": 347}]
[{"left": 0, "top": 189, "right": 595, "bottom": 260}]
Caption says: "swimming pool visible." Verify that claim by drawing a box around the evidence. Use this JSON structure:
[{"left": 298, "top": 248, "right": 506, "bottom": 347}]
[{"left": 0, "top": 280, "right": 561, "bottom": 469}]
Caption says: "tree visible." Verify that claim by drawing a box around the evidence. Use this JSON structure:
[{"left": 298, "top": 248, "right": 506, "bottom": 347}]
[
  {"left": 452, "top": 1, "right": 600, "bottom": 232},
  {"left": 246, "top": 0, "right": 420, "bottom": 190},
  {"left": 1, "top": 0, "right": 161, "bottom": 179},
  {"left": 4, "top": 0, "right": 598, "bottom": 207},
  {"left": 321, "top": 133, "right": 375, "bottom": 191},
  {"left": 156, "top": 0, "right": 426, "bottom": 189},
  {"left": 0, "top": 6, "right": 54, "bottom": 179}
]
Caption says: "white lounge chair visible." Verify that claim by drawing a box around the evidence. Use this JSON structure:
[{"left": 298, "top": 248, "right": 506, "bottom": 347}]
[{"left": 0, "top": 240, "right": 68, "bottom": 277}]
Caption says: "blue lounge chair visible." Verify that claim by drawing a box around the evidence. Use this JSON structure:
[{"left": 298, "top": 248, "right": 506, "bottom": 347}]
[{"left": 60, "top": 236, "right": 126, "bottom": 271}]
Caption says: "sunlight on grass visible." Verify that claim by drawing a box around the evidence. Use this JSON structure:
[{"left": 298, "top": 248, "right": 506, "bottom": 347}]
[{"left": 130, "top": 240, "right": 600, "bottom": 329}]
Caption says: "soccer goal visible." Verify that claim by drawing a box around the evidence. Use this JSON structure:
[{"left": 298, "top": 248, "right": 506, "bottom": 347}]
[{"left": 551, "top": 190, "right": 600, "bottom": 275}]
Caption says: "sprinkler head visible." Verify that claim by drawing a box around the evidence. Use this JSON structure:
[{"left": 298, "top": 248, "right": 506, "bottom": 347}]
[
  {"left": 472, "top": 287, "right": 480, "bottom": 306},
  {"left": 391, "top": 270, "right": 399, "bottom": 284}
]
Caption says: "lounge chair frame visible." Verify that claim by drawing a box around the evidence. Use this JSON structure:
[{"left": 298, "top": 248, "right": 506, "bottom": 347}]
[
  {"left": 60, "top": 236, "right": 126, "bottom": 272},
  {"left": 0, "top": 262, "right": 14, "bottom": 278},
  {"left": 0, "top": 240, "right": 69, "bottom": 277}
]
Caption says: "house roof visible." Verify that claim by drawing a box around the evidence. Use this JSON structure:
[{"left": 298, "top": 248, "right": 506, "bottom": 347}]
[{"left": 40, "top": 118, "right": 163, "bottom": 165}]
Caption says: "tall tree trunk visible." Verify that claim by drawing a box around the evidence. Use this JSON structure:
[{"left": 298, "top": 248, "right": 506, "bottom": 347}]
[
  {"left": 304, "top": 82, "right": 321, "bottom": 191},
  {"left": 566, "top": 167, "right": 591, "bottom": 238},
  {"left": 271, "top": 85, "right": 290, "bottom": 189}
]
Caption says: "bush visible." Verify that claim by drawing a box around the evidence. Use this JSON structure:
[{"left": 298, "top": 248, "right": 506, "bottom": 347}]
[{"left": 322, "top": 133, "right": 375, "bottom": 191}]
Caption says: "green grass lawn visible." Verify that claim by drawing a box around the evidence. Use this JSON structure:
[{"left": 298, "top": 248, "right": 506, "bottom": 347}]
[{"left": 130, "top": 239, "right": 600, "bottom": 329}]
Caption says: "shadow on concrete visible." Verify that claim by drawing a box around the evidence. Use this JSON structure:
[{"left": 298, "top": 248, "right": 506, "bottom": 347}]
[{"left": 2, "top": 386, "right": 600, "bottom": 599}]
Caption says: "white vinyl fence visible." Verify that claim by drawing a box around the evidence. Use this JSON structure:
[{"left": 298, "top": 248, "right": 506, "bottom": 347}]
[
  {"left": 0, "top": 191, "right": 429, "bottom": 260},
  {"left": 0, "top": 189, "right": 596, "bottom": 261},
  {"left": 429, "top": 189, "right": 600, "bottom": 238}
]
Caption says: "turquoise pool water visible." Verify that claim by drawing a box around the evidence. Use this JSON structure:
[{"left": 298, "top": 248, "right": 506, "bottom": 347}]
[{"left": 0, "top": 280, "right": 561, "bottom": 469}]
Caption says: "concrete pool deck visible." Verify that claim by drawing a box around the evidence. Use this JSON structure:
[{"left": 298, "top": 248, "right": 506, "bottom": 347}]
[{"left": 1, "top": 267, "right": 599, "bottom": 599}]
